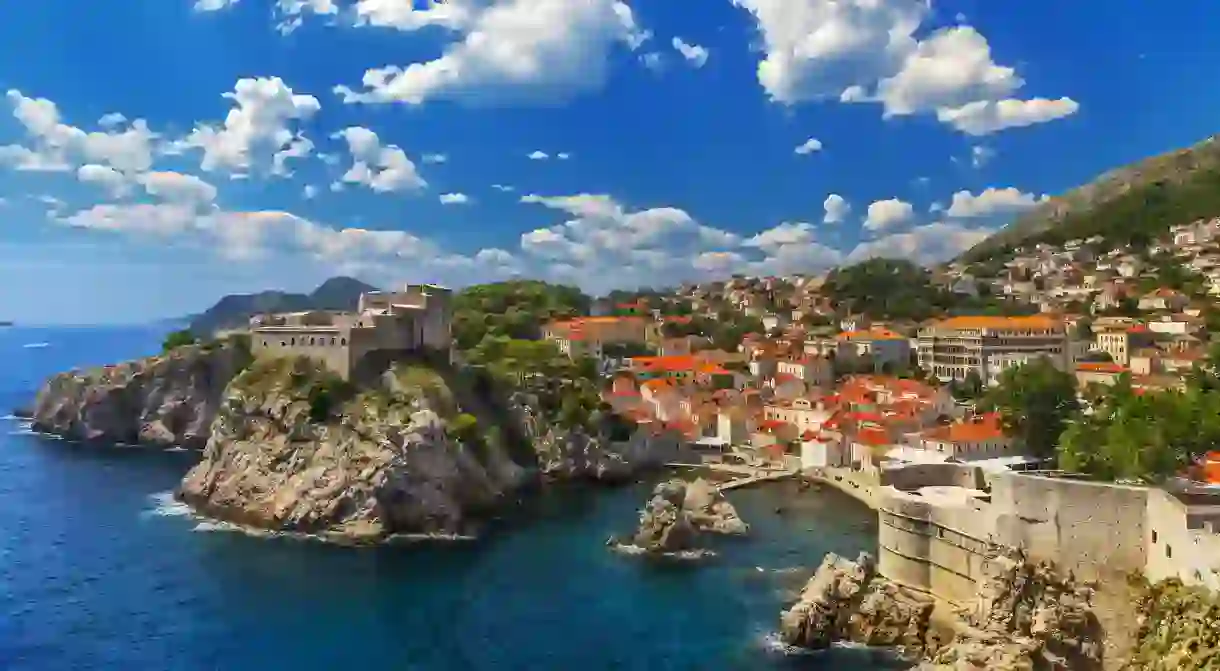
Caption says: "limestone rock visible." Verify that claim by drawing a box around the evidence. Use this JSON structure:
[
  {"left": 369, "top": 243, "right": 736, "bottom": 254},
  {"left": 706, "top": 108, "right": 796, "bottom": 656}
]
[
  {"left": 508, "top": 391, "right": 680, "bottom": 482},
  {"left": 30, "top": 340, "right": 249, "bottom": 449},
  {"left": 177, "top": 357, "right": 530, "bottom": 544},
  {"left": 780, "top": 552, "right": 933, "bottom": 653},
  {"left": 626, "top": 478, "right": 749, "bottom": 554},
  {"left": 1124, "top": 578, "right": 1220, "bottom": 670}
]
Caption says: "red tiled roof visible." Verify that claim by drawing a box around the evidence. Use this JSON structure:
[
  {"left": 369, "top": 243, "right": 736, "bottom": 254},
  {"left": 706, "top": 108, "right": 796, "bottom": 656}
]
[{"left": 1076, "top": 362, "right": 1128, "bottom": 374}]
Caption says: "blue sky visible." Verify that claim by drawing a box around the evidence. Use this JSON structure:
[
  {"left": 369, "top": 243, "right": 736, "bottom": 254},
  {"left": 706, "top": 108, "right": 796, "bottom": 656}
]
[{"left": 1, "top": 0, "right": 1218, "bottom": 324}]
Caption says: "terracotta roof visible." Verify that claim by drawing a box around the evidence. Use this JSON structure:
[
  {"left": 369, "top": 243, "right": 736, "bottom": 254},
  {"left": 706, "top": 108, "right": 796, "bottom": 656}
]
[
  {"left": 930, "top": 315, "right": 1062, "bottom": 331},
  {"left": 855, "top": 425, "right": 890, "bottom": 447},
  {"left": 641, "top": 378, "right": 673, "bottom": 391},
  {"left": 923, "top": 413, "right": 1006, "bottom": 443},
  {"left": 837, "top": 327, "right": 906, "bottom": 341},
  {"left": 632, "top": 355, "right": 700, "bottom": 373}
]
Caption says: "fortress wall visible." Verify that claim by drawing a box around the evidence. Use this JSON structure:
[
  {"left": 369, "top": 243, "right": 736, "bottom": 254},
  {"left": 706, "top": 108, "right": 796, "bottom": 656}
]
[
  {"left": 877, "top": 489, "right": 994, "bottom": 606},
  {"left": 881, "top": 463, "right": 987, "bottom": 491},
  {"left": 252, "top": 328, "right": 354, "bottom": 380},
  {"left": 989, "top": 474, "right": 1149, "bottom": 581}
]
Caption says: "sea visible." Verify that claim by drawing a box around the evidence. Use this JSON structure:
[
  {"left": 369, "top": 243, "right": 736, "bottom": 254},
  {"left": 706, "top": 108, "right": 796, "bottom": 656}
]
[{"left": 0, "top": 325, "right": 903, "bottom": 671}]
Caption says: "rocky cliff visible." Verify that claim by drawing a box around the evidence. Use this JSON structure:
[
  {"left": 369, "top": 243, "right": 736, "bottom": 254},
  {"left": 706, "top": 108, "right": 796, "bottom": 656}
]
[
  {"left": 508, "top": 390, "right": 681, "bottom": 482},
  {"left": 178, "top": 358, "right": 530, "bottom": 544},
  {"left": 616, "top": 478, "right": 749, "bottom": 555},
  {"left": 30, "top": 339, "right": 251, "bottom": 449},
  {"left": 780, "top": 549, "right": 1104, "bottom": 669}
]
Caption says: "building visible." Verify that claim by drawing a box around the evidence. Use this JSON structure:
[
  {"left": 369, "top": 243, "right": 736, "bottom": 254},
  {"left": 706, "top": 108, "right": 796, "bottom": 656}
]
[
  {"left": 542, "top": 316, "right": 651, "bottom": 358},
  {"left": 250, "top": 284, "right": 453, "bottom": 381},
  {"left": 835, "top": 327, "right": 911, "bottom": 372},
  {"left": 916, "top": 315, "right": 1070, "bottom": 384},
  {"left": 918, "top": 412, "right": 1016, "bottom": 461},
  {"left": 1094, "top": 324, "right": 1154, "bottom": 365}
]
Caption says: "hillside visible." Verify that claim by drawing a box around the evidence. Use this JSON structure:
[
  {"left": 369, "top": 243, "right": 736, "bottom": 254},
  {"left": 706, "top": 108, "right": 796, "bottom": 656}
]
[
  {"left": 962, "top": 135, "right": 1220, "bottom": 261},
  {"left": 188, "top": 276, "right": 378, "bottom": 335}
]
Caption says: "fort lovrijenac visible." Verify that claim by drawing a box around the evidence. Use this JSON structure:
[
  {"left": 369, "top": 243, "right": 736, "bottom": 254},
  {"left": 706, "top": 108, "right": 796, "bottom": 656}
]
[{"left": 247, "top": 284, "right": 453, "bottom": 381}]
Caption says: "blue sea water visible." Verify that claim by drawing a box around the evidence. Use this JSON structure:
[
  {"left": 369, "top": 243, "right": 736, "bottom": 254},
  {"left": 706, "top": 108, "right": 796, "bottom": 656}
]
[{"left": 0, "top": 325, "right": 900, "bottom": 671}]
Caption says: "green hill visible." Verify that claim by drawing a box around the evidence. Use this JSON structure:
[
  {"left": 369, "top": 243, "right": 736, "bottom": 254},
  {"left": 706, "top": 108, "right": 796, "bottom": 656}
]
[
  {"left": 188, "top": 277, "right": 378, "bottom": 335},
  {"left": 962, "top": 135, "right": 1220, "bottom": 261}
]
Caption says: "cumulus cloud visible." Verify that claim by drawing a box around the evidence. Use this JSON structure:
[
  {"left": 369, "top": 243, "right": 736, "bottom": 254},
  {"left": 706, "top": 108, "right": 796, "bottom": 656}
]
[
  {"left": 194, "top": 0, "right": 239, "bottom": 10},
  {"left": 173, "top": 77, "right": 320, "bottom": 175},
  {"left": 303, "top": 184, "right": 318, "bottom": 199},
  {"left": 528, "top": 151, "right": 550, "bottom": 160},
  {"left": 439, "top": 192, "right": 471, "bottom": 205},
  {"left": 335, "top": 0, "right": 648, "bottom": 106},
  {"left": 937, "top": 97, "right": 1080, "bottom": 136},
  {"left": 491, "top": 183, "right": 515, "bottom": 192},
  {"left": 945, "top": 187, "right": 1047, "bottom": 218},
  {"left": 672, "top": 37, "right": 709, "bottom": 67},
  {"left": 139, "top": 171, "right": 218, "bottom": 205},
  {"left": 794, "top": 137, "right": 823, "bottom": 155},
  {"left": 332, "top": 126, "right": 426, "bottom": 193},
  {"left": 823, "top": 193, "right": 850, "bottom": 224},
  {"left": 864, "top": 198, "right": 914, "bottom": 231},
  {"left": 421, "top": 153, "right": 448, "bottom": 164},
  {"left": 78, "top": 164, "right": 130, "bottom": 198},
  {"left": 971, "top": 145, "right": 995, "bottom": 168},
  {"left": 1, "top": 90, "right": 156, "bottom": 176},
  {"left": 731, "top": 0, "right": 1078, "bottom": 135},
  {"left": 847, "top": 221, "right": 992, "bottom": 265}
]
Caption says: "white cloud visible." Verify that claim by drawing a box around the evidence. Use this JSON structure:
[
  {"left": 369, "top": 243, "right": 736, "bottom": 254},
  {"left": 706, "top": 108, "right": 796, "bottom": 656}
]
[
  {"left": 528, "top": 150, "right": 549, "bottom": 160},
  {"left": 874, "top": 27, "right": 1020, "bottom": 116},
  {"left": 335, "top": 0, "right": 648, "bottom": 106},
  {"left": 439, "top": 192, "right": 471, "bottom": 205},
  {"left": 274, "top": 0, "right": 339, "bottom": 34},
  {"left": 672, "top": 37, "right": 709, "bottom": 68},
  {"left": 332, "top": 126, "right": 426, "bottom": 193},
  {"left": 422, "top": 153, "right": 448, "bottom": 164},
  {"left": 937, "top": 97, "right": 1080, "bottom": 136},
  {"left": 864, "top": 198, "right": 914, "bottom": 231},
  {"left": 744, "top": 222, "right": 817, "bottom": 250},
  {"left": 194, "top": 0, "right": 239, "bottom": 10},
  {"left": 1, "top": 90, "right": 157, "bottom": 175},
  {"left": 78, "top": 164, "right": 130, "bottom": 198},
  {"left": 945, "top": 187, "right": 1047, "bottom": 218},
  {"left": 731, "top": 0, "right": 1077, "bottom": 135},
  {"left": 303, "top": 184, "right": 318, "bottom": 199},
  {"left": 139, "top": 171, "right": 218, "bottom": 205},
  {"left": 794, "top": 137, "right": 823, "bottom": 155},
  {"left": 557, "top": 152, "right": 571, "bottom": 160},
  {"left": 823, "top": 193, "right": 850, "bottom": 223},
  {"left": 847, "top": 221, "right": 992, "bottom": 265},
  {"left": 641, "top": 52, "right": 666, "bottom": 73},
  {"left": 97, "top": 112, "right": 127, "bottom": 128},
  {"left": 491, "top": 183, "right": 515, "bottom": 192},
  {"left": 174, "top": 77, "right": 320, "bottom": 175},
  {"left": 971, "top": 145, "right": 995, "bottom": 168}
]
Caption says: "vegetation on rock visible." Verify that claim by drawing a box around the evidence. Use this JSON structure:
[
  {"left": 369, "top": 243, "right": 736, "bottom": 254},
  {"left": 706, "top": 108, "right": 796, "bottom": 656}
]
[
  {"left": 451, "top": 280, "right": 590, "bottom": 350},
  {"left": 1127, "top": 578, "right": 1220, "bottom": 670},
  {"left": 963, "top": 136, "right": 1220, "bottom": 261},
  {"left": 162, "top": 329, "right": 198, "bottom": 352}
]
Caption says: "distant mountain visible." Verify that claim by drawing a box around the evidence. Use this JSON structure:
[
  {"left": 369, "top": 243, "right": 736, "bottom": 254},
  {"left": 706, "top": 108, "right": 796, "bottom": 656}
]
[
  {"left": 188, "top": 277, "right": 379, "bottom": 335},
  {"left": 962, "top": 135, "right": 1220, "bottom": 261}
]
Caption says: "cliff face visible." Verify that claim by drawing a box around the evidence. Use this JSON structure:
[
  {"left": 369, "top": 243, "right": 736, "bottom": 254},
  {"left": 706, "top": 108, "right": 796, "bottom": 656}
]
[
  {"left": 178, "top": 358, "right": 530, "bottom": 543},
  {"left": 30, "top": 341, "right": 251, "bottom": 449},
  {"left": 620, "top": 478, "right": 749, "bottom": 555},
  {"left": 508, "top": 391, "right": 680, "bottom": 481}
]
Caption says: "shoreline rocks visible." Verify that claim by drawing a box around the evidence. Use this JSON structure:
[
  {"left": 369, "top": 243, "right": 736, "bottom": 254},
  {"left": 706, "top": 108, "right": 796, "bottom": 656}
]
[
  {"left": 617, "top": 478, "right": 749, "bottom": 556},
  {"left": 177, "top": 358, "right": 530, "bottom": 545},
  {"left": 779, "top": 552, "right": 933, "bottom": 655},
  {"left": 29, "top": 341, "right": 250, "bottom": 450}
]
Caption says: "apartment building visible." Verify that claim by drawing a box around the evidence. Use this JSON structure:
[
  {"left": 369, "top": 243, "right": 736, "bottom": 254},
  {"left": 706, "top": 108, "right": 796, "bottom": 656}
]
[{"left": 916, "top": 315, "right": 1070, "bottom": 384}]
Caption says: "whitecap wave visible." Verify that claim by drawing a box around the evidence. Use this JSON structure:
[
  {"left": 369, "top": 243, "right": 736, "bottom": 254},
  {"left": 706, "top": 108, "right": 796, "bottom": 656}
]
[
  {"left": 757, "top": 631, "right": 815, "bottom": 656},
  {"left": 22, "top": 342, "right": 50, "bottom": 349},
  {"left": 141, "top": 490, "right": 192, "bottom": 518},
  {"left": 192, "top": 520, "right": 241, "bottom": 533},
  {"left": 163, "top": 446, "right": 188, "bottom": 453}
]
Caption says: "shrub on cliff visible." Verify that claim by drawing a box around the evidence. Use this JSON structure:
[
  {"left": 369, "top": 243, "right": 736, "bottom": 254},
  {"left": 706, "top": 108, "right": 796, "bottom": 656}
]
[{"left": 162, "top": 329, "right": 197, "bottom": 352}]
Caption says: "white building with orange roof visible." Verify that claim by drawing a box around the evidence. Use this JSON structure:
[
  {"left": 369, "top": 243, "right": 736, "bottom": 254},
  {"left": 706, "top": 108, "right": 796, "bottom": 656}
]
[
  {"left": 1138, "top": 287, "right": 1190, "bottom": 312},
  {"left": 917, "top": 315, "right": 1071, "bottom": 384},
  {"left": 835, "top": 327, "right": 912, "bottom": 372},
  {"left": 762, "top": 397, "right": 834, "bottom": 434},
  {"left": 776, "top": 355, "right": 833, "bottom": 386},
  {"left": 542, "top": 315, "right": 653, "bottom": 358},
  {"left": 640, "top": 378, "right": 682, "bottom": 422},
  {"left": 918, "top": 412, "right": 1016, "bottom": 461}
]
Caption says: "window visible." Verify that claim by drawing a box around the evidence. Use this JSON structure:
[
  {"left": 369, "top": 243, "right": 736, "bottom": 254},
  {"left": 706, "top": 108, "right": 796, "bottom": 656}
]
[
  {"left": 290, "top": 338, "right": 296, "bottom": 345},
  {"left": 1166, "top": 545, "right": 1173, "bottom": 559},
  {"left": 340, "top": 338, "right": 347, "bottom": 346},
  {"left": 1152, "top": 530, "right": 1158, "bottom": 543}
]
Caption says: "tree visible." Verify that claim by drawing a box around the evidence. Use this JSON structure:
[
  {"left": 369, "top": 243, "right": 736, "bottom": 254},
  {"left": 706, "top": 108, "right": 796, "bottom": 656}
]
[
  {"left": 982, "top": 358, "right": 1080, "bottom": 460},
  {"left": 450, "top": 413, "right": 481, "bottom": 444},
  {"left": 162, "top": 329, "right": 197, "bottom": 352}
]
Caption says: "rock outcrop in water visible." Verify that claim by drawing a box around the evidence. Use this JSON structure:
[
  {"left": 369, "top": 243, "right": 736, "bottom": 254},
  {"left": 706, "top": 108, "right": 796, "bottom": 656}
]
[
  {"left": 620, "top": 478, "right": 748, "bottom": 555},
  {"left": 779, "top": 549, "right": 1106, "bottom": 669},
  {"left": 30, "top": 339, "right": 251, "bottom": 449},
  {"left": 178, "top": 358, "right": 530, "bottom": 544},
  {"left": 780, "top": 552, "right": 933, "bottom": 654}
]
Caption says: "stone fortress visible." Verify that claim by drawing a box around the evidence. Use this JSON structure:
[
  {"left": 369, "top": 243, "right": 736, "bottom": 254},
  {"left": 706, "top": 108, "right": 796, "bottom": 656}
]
[
  {"left": 249, "top": 284, "right": 453, "bottom": 381},
  {"left": 876, "top": 464, "right": 1220, "bottom": 608}
]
